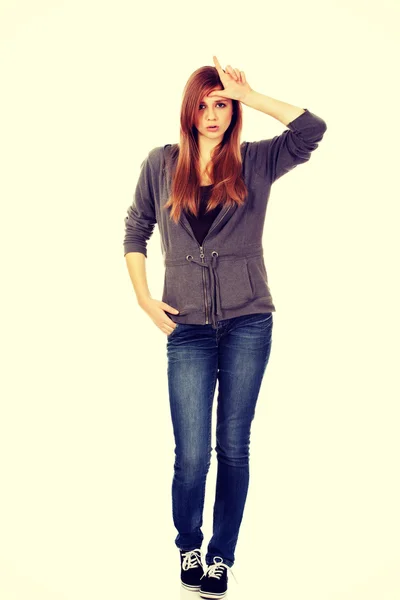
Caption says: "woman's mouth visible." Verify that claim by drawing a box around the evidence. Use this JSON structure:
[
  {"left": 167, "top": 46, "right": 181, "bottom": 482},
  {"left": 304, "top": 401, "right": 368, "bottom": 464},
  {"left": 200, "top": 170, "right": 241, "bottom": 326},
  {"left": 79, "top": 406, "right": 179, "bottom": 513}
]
[{"left": 207, "top": 126, "right": 219, "bottom": 131}]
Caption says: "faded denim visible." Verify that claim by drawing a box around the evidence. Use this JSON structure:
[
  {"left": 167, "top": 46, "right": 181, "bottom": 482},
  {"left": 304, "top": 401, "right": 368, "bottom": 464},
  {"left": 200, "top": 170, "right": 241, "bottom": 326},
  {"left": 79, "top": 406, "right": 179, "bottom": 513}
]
[{"left": 166, "top": 311, "right": 274, "bottom": 568}]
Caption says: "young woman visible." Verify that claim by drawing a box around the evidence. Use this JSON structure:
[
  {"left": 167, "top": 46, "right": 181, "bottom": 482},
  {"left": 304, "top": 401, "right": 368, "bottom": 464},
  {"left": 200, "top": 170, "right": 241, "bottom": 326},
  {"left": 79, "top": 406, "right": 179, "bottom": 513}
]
[{"left": 124, "top": 55, "right": 327, "bottom": 599}]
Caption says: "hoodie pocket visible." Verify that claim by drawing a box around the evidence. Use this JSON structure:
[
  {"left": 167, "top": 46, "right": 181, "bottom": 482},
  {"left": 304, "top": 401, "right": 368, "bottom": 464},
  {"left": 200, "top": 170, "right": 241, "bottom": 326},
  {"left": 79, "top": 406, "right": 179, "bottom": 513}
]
[
  {"left": 162, "top": 263, "right": 204, "bottom": 316},
  {"left": 218, "top": 257, "right": 253, "bottom": 309},
  {"left": 246, "top": 255, "right": 272, "bottom": 300}
]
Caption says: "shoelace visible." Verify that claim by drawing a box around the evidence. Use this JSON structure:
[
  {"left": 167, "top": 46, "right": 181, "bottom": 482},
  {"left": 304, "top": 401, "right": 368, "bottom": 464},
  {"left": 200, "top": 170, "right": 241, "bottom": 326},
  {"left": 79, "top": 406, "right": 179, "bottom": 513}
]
[
  {"left": 181, "top": 548, "right": 203, "bottom": 571},
  {"left": 200, "top": 556, "right": 238, "bottom": 584}
]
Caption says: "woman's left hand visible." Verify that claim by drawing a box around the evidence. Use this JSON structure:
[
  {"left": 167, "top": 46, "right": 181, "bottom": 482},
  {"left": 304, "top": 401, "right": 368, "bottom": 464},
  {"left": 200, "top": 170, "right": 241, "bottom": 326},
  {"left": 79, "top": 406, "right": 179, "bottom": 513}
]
[{"left": 208, "top": 55, "right": 253, "bottom": 103}]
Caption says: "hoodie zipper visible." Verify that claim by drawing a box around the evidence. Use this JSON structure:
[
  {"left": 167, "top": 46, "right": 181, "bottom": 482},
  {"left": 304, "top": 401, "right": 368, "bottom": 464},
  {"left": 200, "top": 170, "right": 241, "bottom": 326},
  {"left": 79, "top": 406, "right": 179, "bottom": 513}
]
[
  {"left": 199, "top": 245, "right": 208, "bottom": 324},
  {"left": 180, "top": 204, "right": 231, "bottom": 325}
]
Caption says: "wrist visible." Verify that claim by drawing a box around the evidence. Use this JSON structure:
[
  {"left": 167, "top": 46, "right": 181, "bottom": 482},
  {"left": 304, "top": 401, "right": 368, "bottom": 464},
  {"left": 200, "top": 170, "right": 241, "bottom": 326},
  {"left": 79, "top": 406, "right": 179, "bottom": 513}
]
[
  {"left": 138, "top": 294, "right": 152, "bottom": 307},
  {"left": 240, "top": 88, "right": 256, "bottom": 106}
]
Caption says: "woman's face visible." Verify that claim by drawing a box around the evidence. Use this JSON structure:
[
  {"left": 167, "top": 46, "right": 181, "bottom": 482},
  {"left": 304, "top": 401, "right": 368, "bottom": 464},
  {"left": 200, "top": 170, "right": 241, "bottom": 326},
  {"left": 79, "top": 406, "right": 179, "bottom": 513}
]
[{"left": 195, "top": 89, "right": 233, "bottom": 141}]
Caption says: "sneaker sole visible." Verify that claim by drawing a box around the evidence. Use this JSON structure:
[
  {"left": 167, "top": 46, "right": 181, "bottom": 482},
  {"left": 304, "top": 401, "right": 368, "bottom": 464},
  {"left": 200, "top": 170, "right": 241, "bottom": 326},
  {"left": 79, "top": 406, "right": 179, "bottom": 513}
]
[
  {"left": 181, "top": 581, "right": 201, "bottom": 592},
  {"left": 199, "top": 592, "right": 227, "bottom": 599}
]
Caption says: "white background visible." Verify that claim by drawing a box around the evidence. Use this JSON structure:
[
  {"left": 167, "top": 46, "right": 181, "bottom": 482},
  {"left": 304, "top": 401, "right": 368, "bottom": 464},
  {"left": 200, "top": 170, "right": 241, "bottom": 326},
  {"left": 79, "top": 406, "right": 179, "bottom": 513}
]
[{"left": 1, "top": 1, "right": 399, "bottom": 598}]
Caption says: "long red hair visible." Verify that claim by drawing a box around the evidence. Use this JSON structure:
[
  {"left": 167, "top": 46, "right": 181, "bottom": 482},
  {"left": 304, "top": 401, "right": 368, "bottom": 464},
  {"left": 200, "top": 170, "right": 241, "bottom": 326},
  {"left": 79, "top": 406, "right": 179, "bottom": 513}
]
[{"left": 163, "top": 65, "right": 248, "bottom": 224}]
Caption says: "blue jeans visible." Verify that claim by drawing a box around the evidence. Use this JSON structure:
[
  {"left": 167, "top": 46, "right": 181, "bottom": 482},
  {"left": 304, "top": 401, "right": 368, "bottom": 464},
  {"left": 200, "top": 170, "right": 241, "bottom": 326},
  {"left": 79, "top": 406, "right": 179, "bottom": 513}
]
[{"left": 166, "top": 311, "right": 274, "bottom": 568}]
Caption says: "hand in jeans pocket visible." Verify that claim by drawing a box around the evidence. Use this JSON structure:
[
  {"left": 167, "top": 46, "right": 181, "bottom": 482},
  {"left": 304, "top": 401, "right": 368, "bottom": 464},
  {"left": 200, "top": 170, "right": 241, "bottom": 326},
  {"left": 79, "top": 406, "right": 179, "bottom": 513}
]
[{"left": 139, "top": 297, "right": 180, "bottom": 336}]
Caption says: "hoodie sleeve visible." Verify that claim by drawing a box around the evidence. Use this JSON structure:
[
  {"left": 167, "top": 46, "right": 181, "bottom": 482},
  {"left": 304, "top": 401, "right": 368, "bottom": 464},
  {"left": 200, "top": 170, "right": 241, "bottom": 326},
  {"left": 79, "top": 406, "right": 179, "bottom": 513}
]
[
  {"left": 123, "top": 148, "right": 159, "bottom": 258},
  {"left": 250, "top": 108, "right": 327, "bottom": 183}
]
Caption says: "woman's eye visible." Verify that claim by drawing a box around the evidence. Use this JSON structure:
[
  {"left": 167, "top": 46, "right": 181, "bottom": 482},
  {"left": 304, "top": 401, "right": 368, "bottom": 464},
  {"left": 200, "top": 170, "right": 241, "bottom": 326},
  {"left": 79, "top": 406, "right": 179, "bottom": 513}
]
[{"left": 199, "top": 103, "right": 226, "bottom": 109}]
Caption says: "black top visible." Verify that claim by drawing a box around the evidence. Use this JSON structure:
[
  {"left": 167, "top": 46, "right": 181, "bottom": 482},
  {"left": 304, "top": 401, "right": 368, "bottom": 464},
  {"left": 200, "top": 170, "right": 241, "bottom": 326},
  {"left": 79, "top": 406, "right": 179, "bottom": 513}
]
[{"left": 184, "top": 185, "right": 223, "bottom": 246}]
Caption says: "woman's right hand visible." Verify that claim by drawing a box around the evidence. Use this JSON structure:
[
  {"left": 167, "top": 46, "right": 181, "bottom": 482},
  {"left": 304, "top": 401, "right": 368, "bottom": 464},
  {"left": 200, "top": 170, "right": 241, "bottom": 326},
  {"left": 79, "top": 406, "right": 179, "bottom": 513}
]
[{"left": 139, "top": 297, "right": 180, "bottom": 336}]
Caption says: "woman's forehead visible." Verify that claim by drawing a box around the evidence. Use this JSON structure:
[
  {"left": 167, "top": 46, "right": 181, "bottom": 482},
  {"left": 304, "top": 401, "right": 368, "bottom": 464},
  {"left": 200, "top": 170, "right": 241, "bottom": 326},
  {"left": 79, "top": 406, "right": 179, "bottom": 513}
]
[{"left": 201, "top": 95, "right": 230, "bottom": 103}]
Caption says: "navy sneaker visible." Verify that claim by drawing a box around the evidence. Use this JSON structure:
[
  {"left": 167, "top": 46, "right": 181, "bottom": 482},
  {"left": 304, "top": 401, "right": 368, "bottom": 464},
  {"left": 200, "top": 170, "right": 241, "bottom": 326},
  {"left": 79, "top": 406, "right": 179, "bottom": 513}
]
[
  {"left": 180, "top": 548, "right": 205, "bottom": 592},
  {"left": 199, "top": 556, "right": 238, "bottom": 599}
]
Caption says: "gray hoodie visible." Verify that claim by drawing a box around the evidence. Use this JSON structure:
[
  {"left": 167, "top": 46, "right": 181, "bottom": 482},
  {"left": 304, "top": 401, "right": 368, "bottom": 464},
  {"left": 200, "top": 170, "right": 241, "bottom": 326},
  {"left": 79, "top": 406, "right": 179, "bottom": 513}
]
[{"left": 123, "top": 108, "right": 327, "bottom": 329}]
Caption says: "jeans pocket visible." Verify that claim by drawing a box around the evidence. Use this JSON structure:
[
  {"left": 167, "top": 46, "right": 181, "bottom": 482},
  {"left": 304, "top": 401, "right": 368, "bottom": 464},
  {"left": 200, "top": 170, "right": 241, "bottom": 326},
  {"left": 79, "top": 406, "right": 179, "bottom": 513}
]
[
  {"left": 242, "top": 312, "right": 272, "bottom": 324},
  {"left": 236, "top": 312, "right": 273, "bottom": 332},
  {"left": 256, "top": 312, "right": 273, "bottom": 322},
  {"left": 167, "top": 323, "right": 180, "bottom": 338}
]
